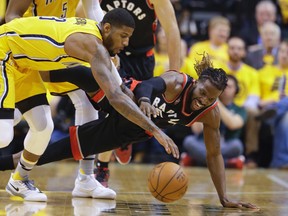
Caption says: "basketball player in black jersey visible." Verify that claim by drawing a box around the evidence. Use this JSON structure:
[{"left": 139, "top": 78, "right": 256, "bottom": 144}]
[
  {"left": 95, "top": 0, "right": 182, "bottom": 182},
  {"left": 5, "top": 55, "right": 258, "bottom": 209}
]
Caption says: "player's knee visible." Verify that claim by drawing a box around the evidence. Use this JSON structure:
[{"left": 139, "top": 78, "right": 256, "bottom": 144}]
[
  {"left": 0, "top": 120, "right": 14, "bottom": 148},
  {"left": 32, "top": 117, "right": 54, "bottom": 139},
  {"left": 0, "top": 132, "right": 14, "bottom": 148},
  {"left": 24, "top": 105, "right": 54, "bottom": 139},
  {"left": 14, "top": 108, "right": 23, "bottom": 126}
]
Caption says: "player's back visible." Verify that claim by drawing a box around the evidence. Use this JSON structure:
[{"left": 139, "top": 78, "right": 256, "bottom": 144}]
[
  {"left": 2, "top": 16, "right": 100, "bottom": 70},
  {"left": 24, "top": 0, "right": 79, "bottom": 18}
]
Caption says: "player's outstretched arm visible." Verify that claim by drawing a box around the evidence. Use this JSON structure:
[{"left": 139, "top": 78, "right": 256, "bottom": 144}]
[
  {"left": 65, "top": 33, "right": 179, "bottom": 159},
  {"left": 201, "top": 108, "right": 259, "bottom": 209}
]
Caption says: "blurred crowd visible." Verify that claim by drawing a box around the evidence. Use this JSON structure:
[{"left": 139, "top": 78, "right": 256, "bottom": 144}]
[{"left": 1, "top": 0, "right": 288, "bottom": 170}]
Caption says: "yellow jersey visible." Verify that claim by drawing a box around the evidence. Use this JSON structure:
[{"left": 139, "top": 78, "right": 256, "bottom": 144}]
[
  {"left": 258, "top": 64, "right": 288, "bottom": 101},
  {"left": 1, "top": 16, "right": 99, "bottom": 71},
  {"left": 217, "top": 61, "right": 260, "bottom": 107},
  {"left": 188, "top": 40, "right": 228, "bottom": 65},
  {"left": 23, "top": 0, "right": 79, "bottom": 18},
  {"left": 154, "top": 53, "right": 198, "bottom": 78}
]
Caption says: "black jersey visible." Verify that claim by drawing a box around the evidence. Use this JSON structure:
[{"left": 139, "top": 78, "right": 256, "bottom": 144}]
[
  {"left": 100, "top": 0, "right": 157, "bottom": 55},
  {"left": 150, "top": 74, "right": 217, "bottom": 128},
  {"left": 69, "top": 74, "right": 217, "bottom": 160}
]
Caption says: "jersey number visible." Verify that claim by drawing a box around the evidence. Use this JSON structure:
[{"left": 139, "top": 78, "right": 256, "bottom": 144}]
[{"left": 61, "top": 2, "right": 68, "bottom": 18}]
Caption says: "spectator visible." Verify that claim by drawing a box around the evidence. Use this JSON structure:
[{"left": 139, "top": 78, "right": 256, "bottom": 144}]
[
  {"left": 154, "top": 26, "right": 197, "bottom": 78},
  {"left": 239, "top": 0, "right": 277, "bottom": 46},
  {"left": 215, "top": 37, "right": 261, "bottom": 168},
  {"left": 188, "top": 16, "right": 230, "bottom": 65},
  {"left": 257, "top": 40, "right": 288, "bottom": 168},
  {"left": 245, "top": 21, "right": 281, "bottom": 69}
]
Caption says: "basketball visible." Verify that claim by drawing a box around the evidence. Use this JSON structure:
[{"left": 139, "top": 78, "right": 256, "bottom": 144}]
[{"left": 147, "top": 162, "right": 188, "bottom": 203}]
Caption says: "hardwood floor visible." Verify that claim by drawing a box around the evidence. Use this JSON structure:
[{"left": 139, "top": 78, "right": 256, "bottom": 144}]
[{"left": 0, "top": 160, "right": 287, "bottom": 215}]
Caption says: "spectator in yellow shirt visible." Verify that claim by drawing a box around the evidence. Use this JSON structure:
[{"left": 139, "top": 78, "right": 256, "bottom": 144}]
[
  {"left": 257, "top": 40, "right": 288, "bottom": 168},
  {"left": 188, "top": 16, "right": 230, "bottom": 65},
  {"left": 154, "top": 26, "right": 197, "bottom": 78},
  {"left": 215, "top": 37, "right": 261, "bottom": 168}
]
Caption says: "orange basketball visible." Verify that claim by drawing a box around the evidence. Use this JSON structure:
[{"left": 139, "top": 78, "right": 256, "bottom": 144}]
[{"left": 147, "top": 162, "right": 188, "bottom": 203}]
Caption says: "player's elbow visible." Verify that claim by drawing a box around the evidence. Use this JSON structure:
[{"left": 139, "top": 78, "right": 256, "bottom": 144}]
[
  {"left": 5, "top": 13, "right": 19, "bottom": 23},
  {"left": 107, "top": 91, "right": 126, "bottom": 109}
]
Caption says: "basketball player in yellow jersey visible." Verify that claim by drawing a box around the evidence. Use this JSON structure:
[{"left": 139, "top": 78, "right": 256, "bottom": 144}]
[
  {"left": 5, "top": 0, "right": 117, "bottom": 200},
  {"left": 0, "top": 9, "right": 178, "bottom": 202}
]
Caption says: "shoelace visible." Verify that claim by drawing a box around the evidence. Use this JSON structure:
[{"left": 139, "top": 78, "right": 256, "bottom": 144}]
[{"left": 22, "top": 180, "right": 37, "bottom": 191}]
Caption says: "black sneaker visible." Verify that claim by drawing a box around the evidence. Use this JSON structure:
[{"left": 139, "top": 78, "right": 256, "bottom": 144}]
[{"left": 94, "top": 167, "right": 110, "bottom": 188}]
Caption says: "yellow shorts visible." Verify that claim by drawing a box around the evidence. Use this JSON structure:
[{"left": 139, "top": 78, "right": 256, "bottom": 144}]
[
  {"left": 14, "top": 68, "right": 47, "bottom": 103},
  {"left": 0, "top": 27, "right": 15, "bottom": 109},
  {"left": 45, "top": 81, "right": 79, "bottom": 96}
]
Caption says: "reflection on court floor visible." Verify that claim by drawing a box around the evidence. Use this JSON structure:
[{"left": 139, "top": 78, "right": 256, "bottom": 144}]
[{"left": 0, "top": 161, "right": 287, "bottom": 215}]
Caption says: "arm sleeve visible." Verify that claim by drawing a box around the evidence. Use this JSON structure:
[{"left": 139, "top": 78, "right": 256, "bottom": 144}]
[{"left": 133, "top": 77, "right": 166, "bottom": 102}]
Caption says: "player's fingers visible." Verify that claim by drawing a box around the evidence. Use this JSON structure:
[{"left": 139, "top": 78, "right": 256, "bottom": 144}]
[
  {"left": 171, "top": 143, "right": 179, "bottom": 159},
  {"left": 164, "top": 142, "right": 171, "bottom": 154},
  {"left": 145, "top": 108, "right": 151, "bottom": 119},
  {"left": 175, "top": 144, "right": 179, "bottom": 158},
  {"left": 152, "top": 107, "right": 157, "bottom": 118},
  {"left": 240, "top": 202, "right": 259, "bottom": 209}
]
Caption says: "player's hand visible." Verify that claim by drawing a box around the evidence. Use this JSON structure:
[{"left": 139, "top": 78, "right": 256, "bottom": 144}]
[
  {"left": 139, "top": 101, "right": 158, "bottom": 119},
  {"left": 222, "top": 199, "right": 260, "bottom": 209},
  {"left": 111, "top": 55, "right": 120, "bottom": 69},
  {"left": 152, "top": 129, "right": 179, "bottom": 159}
]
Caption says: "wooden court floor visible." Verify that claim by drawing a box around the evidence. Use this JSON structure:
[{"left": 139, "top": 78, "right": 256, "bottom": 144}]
[{"left": 0, "top": 160, "right": 287, "bottom": 216}]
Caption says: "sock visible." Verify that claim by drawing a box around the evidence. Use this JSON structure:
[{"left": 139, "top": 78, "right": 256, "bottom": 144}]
[
  {"left": 79, "top": 155, "right": 95, "bottom": 175},
  {"left": 0, "top": 155, "right": 15, "bottom": 171},
  {"left": 96, "top": 160, "right": 109, "bottom": 168},
  {"left": 13, "top": 154, "right": 36, "bottom": 181}
]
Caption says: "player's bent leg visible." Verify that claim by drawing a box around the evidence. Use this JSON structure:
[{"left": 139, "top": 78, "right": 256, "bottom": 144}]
[
  {"left": 68, "top": 90, "right": 98, "bottom": 176},
  {"left": 114, "top": 144, "right": 132, "bottom": 165},
  {"left": 6, "top": 105, "right": 53, "bottom": 202},
  {"left": 68, "top": 89, "right": 116, "bottom": 198},
  {"left": 22, "top": 105, "right": 54, "bottom": 155},
  {"left": 6, "top": 152, "right": 47, "bottom": 202},
  {"left": 95, "top": 151, "right": 113, "bottom": 187},
  {"left": 0, "top": 119, "right": 14, "bottom": 148},
  {"left": 0, "top": 111, "right": 15, "bottom": 171}
]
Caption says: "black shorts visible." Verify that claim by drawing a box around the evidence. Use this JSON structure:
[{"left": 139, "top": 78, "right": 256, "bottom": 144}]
[
  {"left": 70, "top": 110, "right": 151, "bottom": 160},
  {"left": 118, "top": 52, "right": 155, "bottom": 80}
]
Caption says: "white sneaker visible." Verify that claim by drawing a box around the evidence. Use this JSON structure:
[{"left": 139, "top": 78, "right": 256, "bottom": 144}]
[
  {"left": 6, "top": 174, "right": 47, "bottom": 202},
  {"left": 72, "top": 173, "right": 116, "bottom": 199},
  {"left": 5, "top": 202, "right": 47, "bottom": 216}
]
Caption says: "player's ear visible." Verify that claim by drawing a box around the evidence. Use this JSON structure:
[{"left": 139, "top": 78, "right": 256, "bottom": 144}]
[{"left": 103, "top": 23, "right": 111, "bottom": 34}]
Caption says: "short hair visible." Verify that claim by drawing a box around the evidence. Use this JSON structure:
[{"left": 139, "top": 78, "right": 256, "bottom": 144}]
[
  {"left": 102, "top": 8, "right": 135, "bottom": 29},
  {"left": 260, "top": 21, "right": 281, "bottom": 38},
  {"left": 227, "top": 74, "right": 240, "bottom": 95},
  {"left": 194, "top": 54, "right": 228, "bottom": 91},
  {"left": 256, "top": 0, "right": 276, "bottom": 14},
  {"left": 209, "top": 16, "right": 230, "bottom": 30}
]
